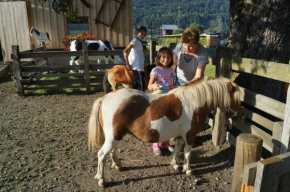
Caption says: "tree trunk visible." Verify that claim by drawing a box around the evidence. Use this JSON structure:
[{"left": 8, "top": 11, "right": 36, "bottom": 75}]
[{"left": 229, "top": 0, "right": 290, "bottom": 102}]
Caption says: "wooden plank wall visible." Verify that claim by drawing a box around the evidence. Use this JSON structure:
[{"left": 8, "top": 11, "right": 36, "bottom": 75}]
[
  {"left": 27, "top": 0, "right": 132, "bottom": 48},
  {"left": 0, "top": 0, "right": 132, "bottom": 62},
  {"left": 0, "top": 1, "right": 31, "bottom": 63}
]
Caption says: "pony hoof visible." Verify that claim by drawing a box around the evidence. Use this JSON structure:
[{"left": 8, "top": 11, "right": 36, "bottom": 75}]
[
  {"left": 111, "top": 163, "right": 116, "bottom": 169},
  {"left": 98, "top": 179, "right": 105, "bottom": 188},
  {"left": 115, "top": 166, "right": 123, "bottom": 171},
  {"left": 173, "top": 165, "right": 180, "bottom": 171},
  {"left": 186, "top": 170, "right": 192, "bottom": 176},
  {"left": 94, "top": 174, "right": 100, "bottom": 180},
  {"left": 111, "top": 164, "right": 123, "bottom": 171}
]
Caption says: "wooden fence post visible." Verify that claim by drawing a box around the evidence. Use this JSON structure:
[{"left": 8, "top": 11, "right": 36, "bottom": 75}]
[
  {"left": 82, "top": 42, "right": 91, "bottom": 94},
  {"left": 12, "top": 45, "right": 23, "bottom": 95},
  {"left": 212, "top": 107, "right": 227, "bottom": 146},
  {"left": 215, "top": 46, "right": 232, "bottom": 78},
  {"left": 215, "top": 46, "right": 222, "bottom": 78},
  {"left": 41, "top": 42, "right": 51, "bottom": 66},
  {"left": 30, "top": 44, "right": 37, "bottom": 65},
  {"left": 231, "top": 134, "right": 263, "bottom": 192},
  {"left": 272, "top": 121, "right": 283, "bottom": 155},
  {"left": 212, "top": 46, "right": 232, "bottom": 146},
  {"left": 150, "top": 40, "right": 156, "bottom": 64},
  {"left": 30, "top": 43, "right": 35, "bottom": 52},
  {"left": 280, "top": 87, "right": 290, "bottom": 154}
]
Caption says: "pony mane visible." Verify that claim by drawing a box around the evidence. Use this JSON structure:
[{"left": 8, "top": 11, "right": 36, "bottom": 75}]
[{"left": 169, "top": 78, "right": 240, "bottom": 114}]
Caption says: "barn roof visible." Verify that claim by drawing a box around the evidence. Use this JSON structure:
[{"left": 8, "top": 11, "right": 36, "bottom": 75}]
[{"left": 162, "top": 24, "right": 179, "bottom": 30}]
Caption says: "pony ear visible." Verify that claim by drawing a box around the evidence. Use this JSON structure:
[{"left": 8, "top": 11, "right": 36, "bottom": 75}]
[{"left": 227, "top": 82, "right": 235, "bottom": 92}]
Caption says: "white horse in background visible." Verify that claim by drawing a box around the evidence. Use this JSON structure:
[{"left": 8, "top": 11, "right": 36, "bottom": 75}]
[{"left": 69, "top": 40, "right": 123, "bottom": 73}]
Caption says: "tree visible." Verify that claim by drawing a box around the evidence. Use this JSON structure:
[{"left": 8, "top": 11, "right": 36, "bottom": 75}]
[
  {"left": 173, "top": 29, "right": 184, "bottom": 35},
  {"left": 189, "top": 23, "right": 204, "bottom": 33},
  {"left": 217, "top": 16, "right": 223, "bottom": 32},
  {"left": 229, "top": 0, "right": 290, "bottom": 102}
]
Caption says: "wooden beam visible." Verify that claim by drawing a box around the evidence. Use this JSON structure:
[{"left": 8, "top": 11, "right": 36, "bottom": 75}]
[
  {"left": 243, "top": 162, "right": 258, "bottom": 186},
  {"left": 150, "top": 40, "right": 156, "bottom": 65},
  {"left": 82, "top": 42, "right": 91, "bottom": 93},
  {"left": 232, "top": 57, "right": 290, "bottom": 84},
  {"left": 212, "top": 47, "right": 231, "bottom": 146},
  {"left": 212, "top": 108, "right": 227, "bottom": 146},
  {"left": 80, "top": 0, "right": 90, "bottom": 8},
  {"left": 231, "top": 134, "right": 263, "bottom": 192},
  {"left": 239, "top": 86, "right": 285, "bottom": 120},
  {"left": 215, "top": 46, "right": 232, "bottom": 78},
  {"left": 21, "top": 65, "right": 83, "bottom": 73},
  {"left": 0, "top": 65, "right": 8, "bottom": 78},
  {"left": 243, "top": 108, "right": 274, "bottom": 131},
  {"left": 272, "top": 121, "right": 283, "bottom": 156},
  {"left": 280, "top": 87, "right": 290, "bottom": 154},
  {"left": 12, "top": 45, "right": 24, "bottom": 95},
  {"left": 232, "top": 119, "right": 273, "bottom": 152}
]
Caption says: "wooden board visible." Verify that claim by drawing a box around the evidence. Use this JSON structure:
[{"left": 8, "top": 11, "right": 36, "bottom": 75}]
[
  {"left": 232, "top": 57, "right": 290, "bottom": 84},
  {"left": 0, "top": 2, "right": 30, "bottom": 62},
  {"left": 239, "top": 86, "right": 285, "bottom": 120},
  {"left": 232, "top": 119, "right": 273, "bottom": 152},
  {"left": 243, "top": 108, "right": 274, "bottom": 131}
]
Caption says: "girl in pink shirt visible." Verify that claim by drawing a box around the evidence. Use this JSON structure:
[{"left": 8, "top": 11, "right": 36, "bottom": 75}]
[{"left": 148, "top": 47, "right": 175, "bottom": 155}]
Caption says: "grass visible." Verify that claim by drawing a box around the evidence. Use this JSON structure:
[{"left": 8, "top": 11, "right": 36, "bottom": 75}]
[
  {"left": 205, "top": 64, "right": 216, "bottom": 77},
  {"left": 24, "top": 75, "right": 103, "bottom": 95}
]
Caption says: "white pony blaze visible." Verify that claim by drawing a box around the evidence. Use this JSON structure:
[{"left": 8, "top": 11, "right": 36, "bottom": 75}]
[
  {"left": 69, "top": 40, "right": 123, "bottom": 73},
  {"left": 88, "top": 78, "right": 244, "bottom": 188}
]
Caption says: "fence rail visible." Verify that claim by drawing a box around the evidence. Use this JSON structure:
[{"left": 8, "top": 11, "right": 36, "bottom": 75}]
[{"left": 213, "top": 47, "right": 290, "bottom": 192}]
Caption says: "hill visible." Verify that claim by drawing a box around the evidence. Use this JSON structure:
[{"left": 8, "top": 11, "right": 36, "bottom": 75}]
[{"left": 132, "top": 0, "right": 229, "bottom": 34}]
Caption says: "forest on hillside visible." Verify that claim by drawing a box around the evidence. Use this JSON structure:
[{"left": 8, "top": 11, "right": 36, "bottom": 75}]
[{"left": 132, "top": 0, "right": 230, "bottom": 34}]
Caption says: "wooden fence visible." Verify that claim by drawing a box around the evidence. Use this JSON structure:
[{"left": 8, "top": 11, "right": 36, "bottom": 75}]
[
  {"left": 11, "top": 41, "right": 216, "bottom": 96},
  {"left": 214, "top": 47, "right": 290, "bottom": 155},
  {"left": 240, "top": 151, "right": 290, "bottom": 192},
  {"left": 11, "top": 43, "right": 129, "bottom": 95},
  {"left": 213, "top": 47, "right": 290, "bottom": 192}
]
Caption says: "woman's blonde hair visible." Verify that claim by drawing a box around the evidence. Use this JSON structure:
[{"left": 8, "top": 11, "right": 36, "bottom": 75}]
[{"left": 181, "top": 28, "right": 200, "bottom": 44}]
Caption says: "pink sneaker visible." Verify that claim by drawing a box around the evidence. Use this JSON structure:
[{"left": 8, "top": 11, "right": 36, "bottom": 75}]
[
  {"left": 160, "top": 141, "right": 175, "bottom": 153},
  {"left": 152, "top": 143, "right": 161, "bottom": 156}
]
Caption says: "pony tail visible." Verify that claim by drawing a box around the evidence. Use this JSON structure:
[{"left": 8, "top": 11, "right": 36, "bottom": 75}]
[
  {"left": 88, "top": 98, "right": 105, "bottom": 151},
  {"left": 103, "top": 71, "right": 111, "bottom": 94}
]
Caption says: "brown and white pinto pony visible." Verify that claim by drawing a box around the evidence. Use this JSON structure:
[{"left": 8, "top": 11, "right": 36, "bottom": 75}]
[{"left": 88, "top": 78, "right": 244, "bottom": 187}]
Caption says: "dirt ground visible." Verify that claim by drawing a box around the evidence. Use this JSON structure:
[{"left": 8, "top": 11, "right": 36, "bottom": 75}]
[{"left": 0, "top": 77, "right": 236, "bottom": 192}]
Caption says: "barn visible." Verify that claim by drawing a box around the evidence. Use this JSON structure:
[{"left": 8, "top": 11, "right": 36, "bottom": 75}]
[
  {"left": 0, "top": 0, "right": 133, "bottom": 63},
  {"left": 161, "top": 24, "right": 179, "bottom": 35}
]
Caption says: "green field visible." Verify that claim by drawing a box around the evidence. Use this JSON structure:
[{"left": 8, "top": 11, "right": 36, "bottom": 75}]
[{"left": 205, "top": 64, "right": 216, "bottom": 77}]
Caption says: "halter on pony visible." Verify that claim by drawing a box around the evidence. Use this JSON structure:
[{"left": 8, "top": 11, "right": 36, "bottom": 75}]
[{"left": 88, "top": 77, "right": 244, "bottom": 187}]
